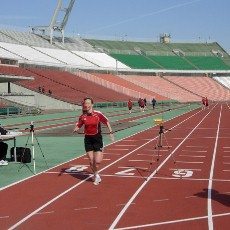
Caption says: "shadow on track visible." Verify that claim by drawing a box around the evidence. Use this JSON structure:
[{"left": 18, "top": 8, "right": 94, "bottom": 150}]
[
  {"left": 58, "top": 168, "right": 94, "bottom": 183},
  {"left": 194, "top": 188, "right": 230, "bottom": 207}
]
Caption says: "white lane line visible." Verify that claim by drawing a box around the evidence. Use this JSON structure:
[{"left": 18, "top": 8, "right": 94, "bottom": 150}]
[
  {"left": 222, "top": 170, "right": 230, "bottom": 172},
  {"left": 74, "top": 207, "right": 97, "bottom": 211},
  {"left": 83, "top": 157, "right": 110, "bottom": 161},
  {"left": 109, "top": 105, "right": 217, "bottom": 230},
  {"left": 114, "top": 212, "right": 230, "bottom": 230},
  {"left": 169, "top": 168, "right": 201, "bottom": 171},
  {"left": 185, "top": 196, "right": 197, "bottom": 199},
  {"left": 175, "top": 161, "right": 204, "bottom": 164},
  {"left": 182, "top": 150, "right": 207, "bottom": 153},
  {"left": 153, "top": 199, "right": 169, "bottom": 202},
  {"left": 137, "top": 154, "right": 162, "bottom": 157},
  {"left": 118, "top": 166, "right": 149, "bottom": 170},
  {"left": 7, "top": 105, "right": 207, "bottom": 230},
  {"left": 0, "top": 216, "right": 9, "bottom": 219},
  {"left": 186, "top": 146, "right": 207, "bottom": 148},
  {"left": 103, "top": 153, "right": 121, "bottom": 156},
  {"left": 129, "top": 160, "right": 152, "bottom": 162},
  {"left": 179, "top": 155, "right": 206, "bottom": 158},
  {"left": 43, "top": 171, "right": 230, "bottom": 182},
  {"left": 36, "top": 211, "right": 54, "bottom": 215},
  {"left": 208, "top": 104, "right": 222, "bottom": 230},
  {"left": 223, "top": 147, "right": 230, "bottom": 149},
  {"left": 145, "top": 149, "right": 169, "bottom": 152}
]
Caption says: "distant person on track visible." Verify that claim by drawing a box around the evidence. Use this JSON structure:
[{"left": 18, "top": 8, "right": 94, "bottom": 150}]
[
  {"left": 143, "top": 98, "right": 147, "bottom": 108},
  {"left": 42, "top": 86, "right": 45, "bottom": 94},
  {"left": 140, "top": 98, "right": 145, "bottom": 112},
  {"left": 201, "top": 97, "right": 206, "bottom": 110},
  {"left": 205, "top": 97, "right": 209, "bottom": 109},
  {"left": 73, "top": 97, "right": 114, "bottom": 185},
  {"left": 127, "top": 99, "right": 133, "bottom": 114},
  {"left": 138, "top": 98, "right": 142, "bottom": 110},
  {"left": 151, "top": 98, "right": 156, "bottom": 110}
]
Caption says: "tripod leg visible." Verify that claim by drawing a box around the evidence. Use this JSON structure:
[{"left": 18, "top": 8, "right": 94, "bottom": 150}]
[
  {"left": 34, "top": 135, "right": 49, "bottom": 169},
  {"left": 162, "top": 134, "right": 177, "bottom": 164},
  {"left": 148, "top": 134, "right": 161, "bottom": 176}
]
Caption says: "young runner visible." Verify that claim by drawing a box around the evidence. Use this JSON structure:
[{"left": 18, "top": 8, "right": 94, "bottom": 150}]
[
  {"left": 201, "top": 97, "right": 206, "bottom": 110},
  {"left": 73, "top": 97, "right": 114, "bottom": 185},
  {"left": 127, "top": 99, "right": 133, "bottom": 114}
]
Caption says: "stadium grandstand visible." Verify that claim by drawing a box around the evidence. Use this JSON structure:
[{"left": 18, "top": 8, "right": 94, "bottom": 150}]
[
  {"left": 0, "top": 0, "right": 229, "bottom": 114},
  {"left": 1, "top": 28, "right": 230, "bottom": 113}
]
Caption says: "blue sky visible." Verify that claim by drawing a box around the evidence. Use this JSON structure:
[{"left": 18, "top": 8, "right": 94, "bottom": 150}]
[{"left": 0, "top": 0, "right": 229, "bottom": 52}]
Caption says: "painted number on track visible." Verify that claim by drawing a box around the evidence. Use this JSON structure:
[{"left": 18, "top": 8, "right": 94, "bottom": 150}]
[
  {"left": 172, "top": 169, "right": 193, "bottom": 178},
  {"left": 115, "top": 168, "right": 136, "bottom": 176}
]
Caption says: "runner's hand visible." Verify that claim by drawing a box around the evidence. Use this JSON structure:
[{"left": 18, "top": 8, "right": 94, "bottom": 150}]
[
  {"left": 73, "top": 127, "right": 79, "bottom": 133},
  {"left": 109, "top": 133, "right": 115, "bottom": 142}
]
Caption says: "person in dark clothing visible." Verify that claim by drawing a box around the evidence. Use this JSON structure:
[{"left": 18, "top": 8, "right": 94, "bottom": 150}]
[
  {"left": 143, "top": 98, "right": 147, "bottom": 107},
  {"left": 42, "top": 86, "right": 45, "bottom": 94},
  {"left": 151, "top": 98, "right": 156, "bottom": 109},
  {"left": 0, "top": 126, "right": 8, "bottom": 166}
]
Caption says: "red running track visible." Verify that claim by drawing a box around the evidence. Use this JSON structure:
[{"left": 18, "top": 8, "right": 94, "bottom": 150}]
[{"left": 0, "top": 103, "right": 229, "bottom": 230}]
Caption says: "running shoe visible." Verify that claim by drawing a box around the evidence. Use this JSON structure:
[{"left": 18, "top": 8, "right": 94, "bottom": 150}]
[
  {"left": 93, "top": 174, "right": 102, "bottom": 185},
  {"left": 0, "top": 160, "right": 8, "bottom": 166}
]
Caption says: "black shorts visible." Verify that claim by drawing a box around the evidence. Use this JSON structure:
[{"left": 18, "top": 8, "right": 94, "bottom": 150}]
[{"left": 84, "top": 134, "right": 103, "bottom": 152}]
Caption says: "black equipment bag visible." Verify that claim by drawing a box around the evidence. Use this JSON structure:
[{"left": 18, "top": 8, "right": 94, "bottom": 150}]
[
  {"left": 0, "top": 142, "right": 8, "bottom": 160},
  {"left": 0, "top": 127, "right": 7, "bottom": 135},
  {"left": 10, "top": 147, "right": 31, "bottom": 163}
]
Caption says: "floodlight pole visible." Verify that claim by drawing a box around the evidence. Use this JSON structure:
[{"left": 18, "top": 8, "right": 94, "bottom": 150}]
[{"left": 32, "top": 0, "right": 76, "bottom": 44}]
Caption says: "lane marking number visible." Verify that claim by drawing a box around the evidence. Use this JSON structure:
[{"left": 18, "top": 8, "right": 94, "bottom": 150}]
[
  {"left": 115, "top": 168, "right": 136, "bottom": 176},
  {"left": 172, "top": 169, "right": 193, "bottom": 178}
]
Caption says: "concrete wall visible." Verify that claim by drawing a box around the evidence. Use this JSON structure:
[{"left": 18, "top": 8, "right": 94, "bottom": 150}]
[{"left": 0, "top": 83, "right": 80, "bottom": 110}]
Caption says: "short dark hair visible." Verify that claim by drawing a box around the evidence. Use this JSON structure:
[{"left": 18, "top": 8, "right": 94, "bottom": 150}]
[{"left": 83, "top": 97, "right": 94, "bottom": 104}]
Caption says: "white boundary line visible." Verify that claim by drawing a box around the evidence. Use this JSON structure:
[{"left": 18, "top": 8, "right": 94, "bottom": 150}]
[
  {"left": 207, "top": 104, "right": 222, "bottom": 230},
  {"left": 108, "top": 105, "right": 216, "bottom": 230},
  {"left": 8, "top": 106, "right": 208, "bottom": 229},
  {"left": 114, "top": 212, "right": 230, "bottom": 230},
  {"left": 0, "top": 104, "right": 199, "bottom": 192}
]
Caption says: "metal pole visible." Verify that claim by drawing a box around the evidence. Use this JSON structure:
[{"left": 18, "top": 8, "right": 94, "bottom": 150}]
[
  {"left": 31, "top": 130, "right": 36, "bottom": 174},
  {"left": 14, "top": 137, "right": 17, "bottom": 162}
]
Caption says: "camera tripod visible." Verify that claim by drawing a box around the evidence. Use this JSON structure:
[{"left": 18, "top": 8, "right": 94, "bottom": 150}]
[
  {"left": 18, "top": 122, "right": 48, "bottom": 174},
  {"left": 148, "top": 124, "right": 177, "bottom": 175}
]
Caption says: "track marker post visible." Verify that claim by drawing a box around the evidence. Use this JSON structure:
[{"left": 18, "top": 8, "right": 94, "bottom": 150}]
[{"left": 148, "top": 118, "right": 178, "bottom": 178}]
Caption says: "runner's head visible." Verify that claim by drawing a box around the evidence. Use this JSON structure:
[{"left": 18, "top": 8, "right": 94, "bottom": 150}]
[{"left": 83, "top": 97, "right": 94, "bottom": 113}]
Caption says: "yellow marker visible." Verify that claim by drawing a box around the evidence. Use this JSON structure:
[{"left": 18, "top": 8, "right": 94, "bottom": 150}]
[{"left": 154, "top": 118, "right": 164, "bottom": 125}]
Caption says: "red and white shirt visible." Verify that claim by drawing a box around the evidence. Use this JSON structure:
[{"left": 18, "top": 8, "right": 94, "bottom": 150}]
[{"left": 76, "top": 110, "right": 108, "bottom": 135}]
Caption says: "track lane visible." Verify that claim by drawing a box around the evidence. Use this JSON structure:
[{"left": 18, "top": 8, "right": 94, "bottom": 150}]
[
  {"left": 111, "top": 104, "right": 229, "bottom": 230},
  {"left": 109, "top": 104, "right": 220, "bottom": 230},
  {"left": 1, "top": 107, "right": 204, "bottom": 229},
  {"left": 5, "top": 107, "right": 217, "bottom": 228}
]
